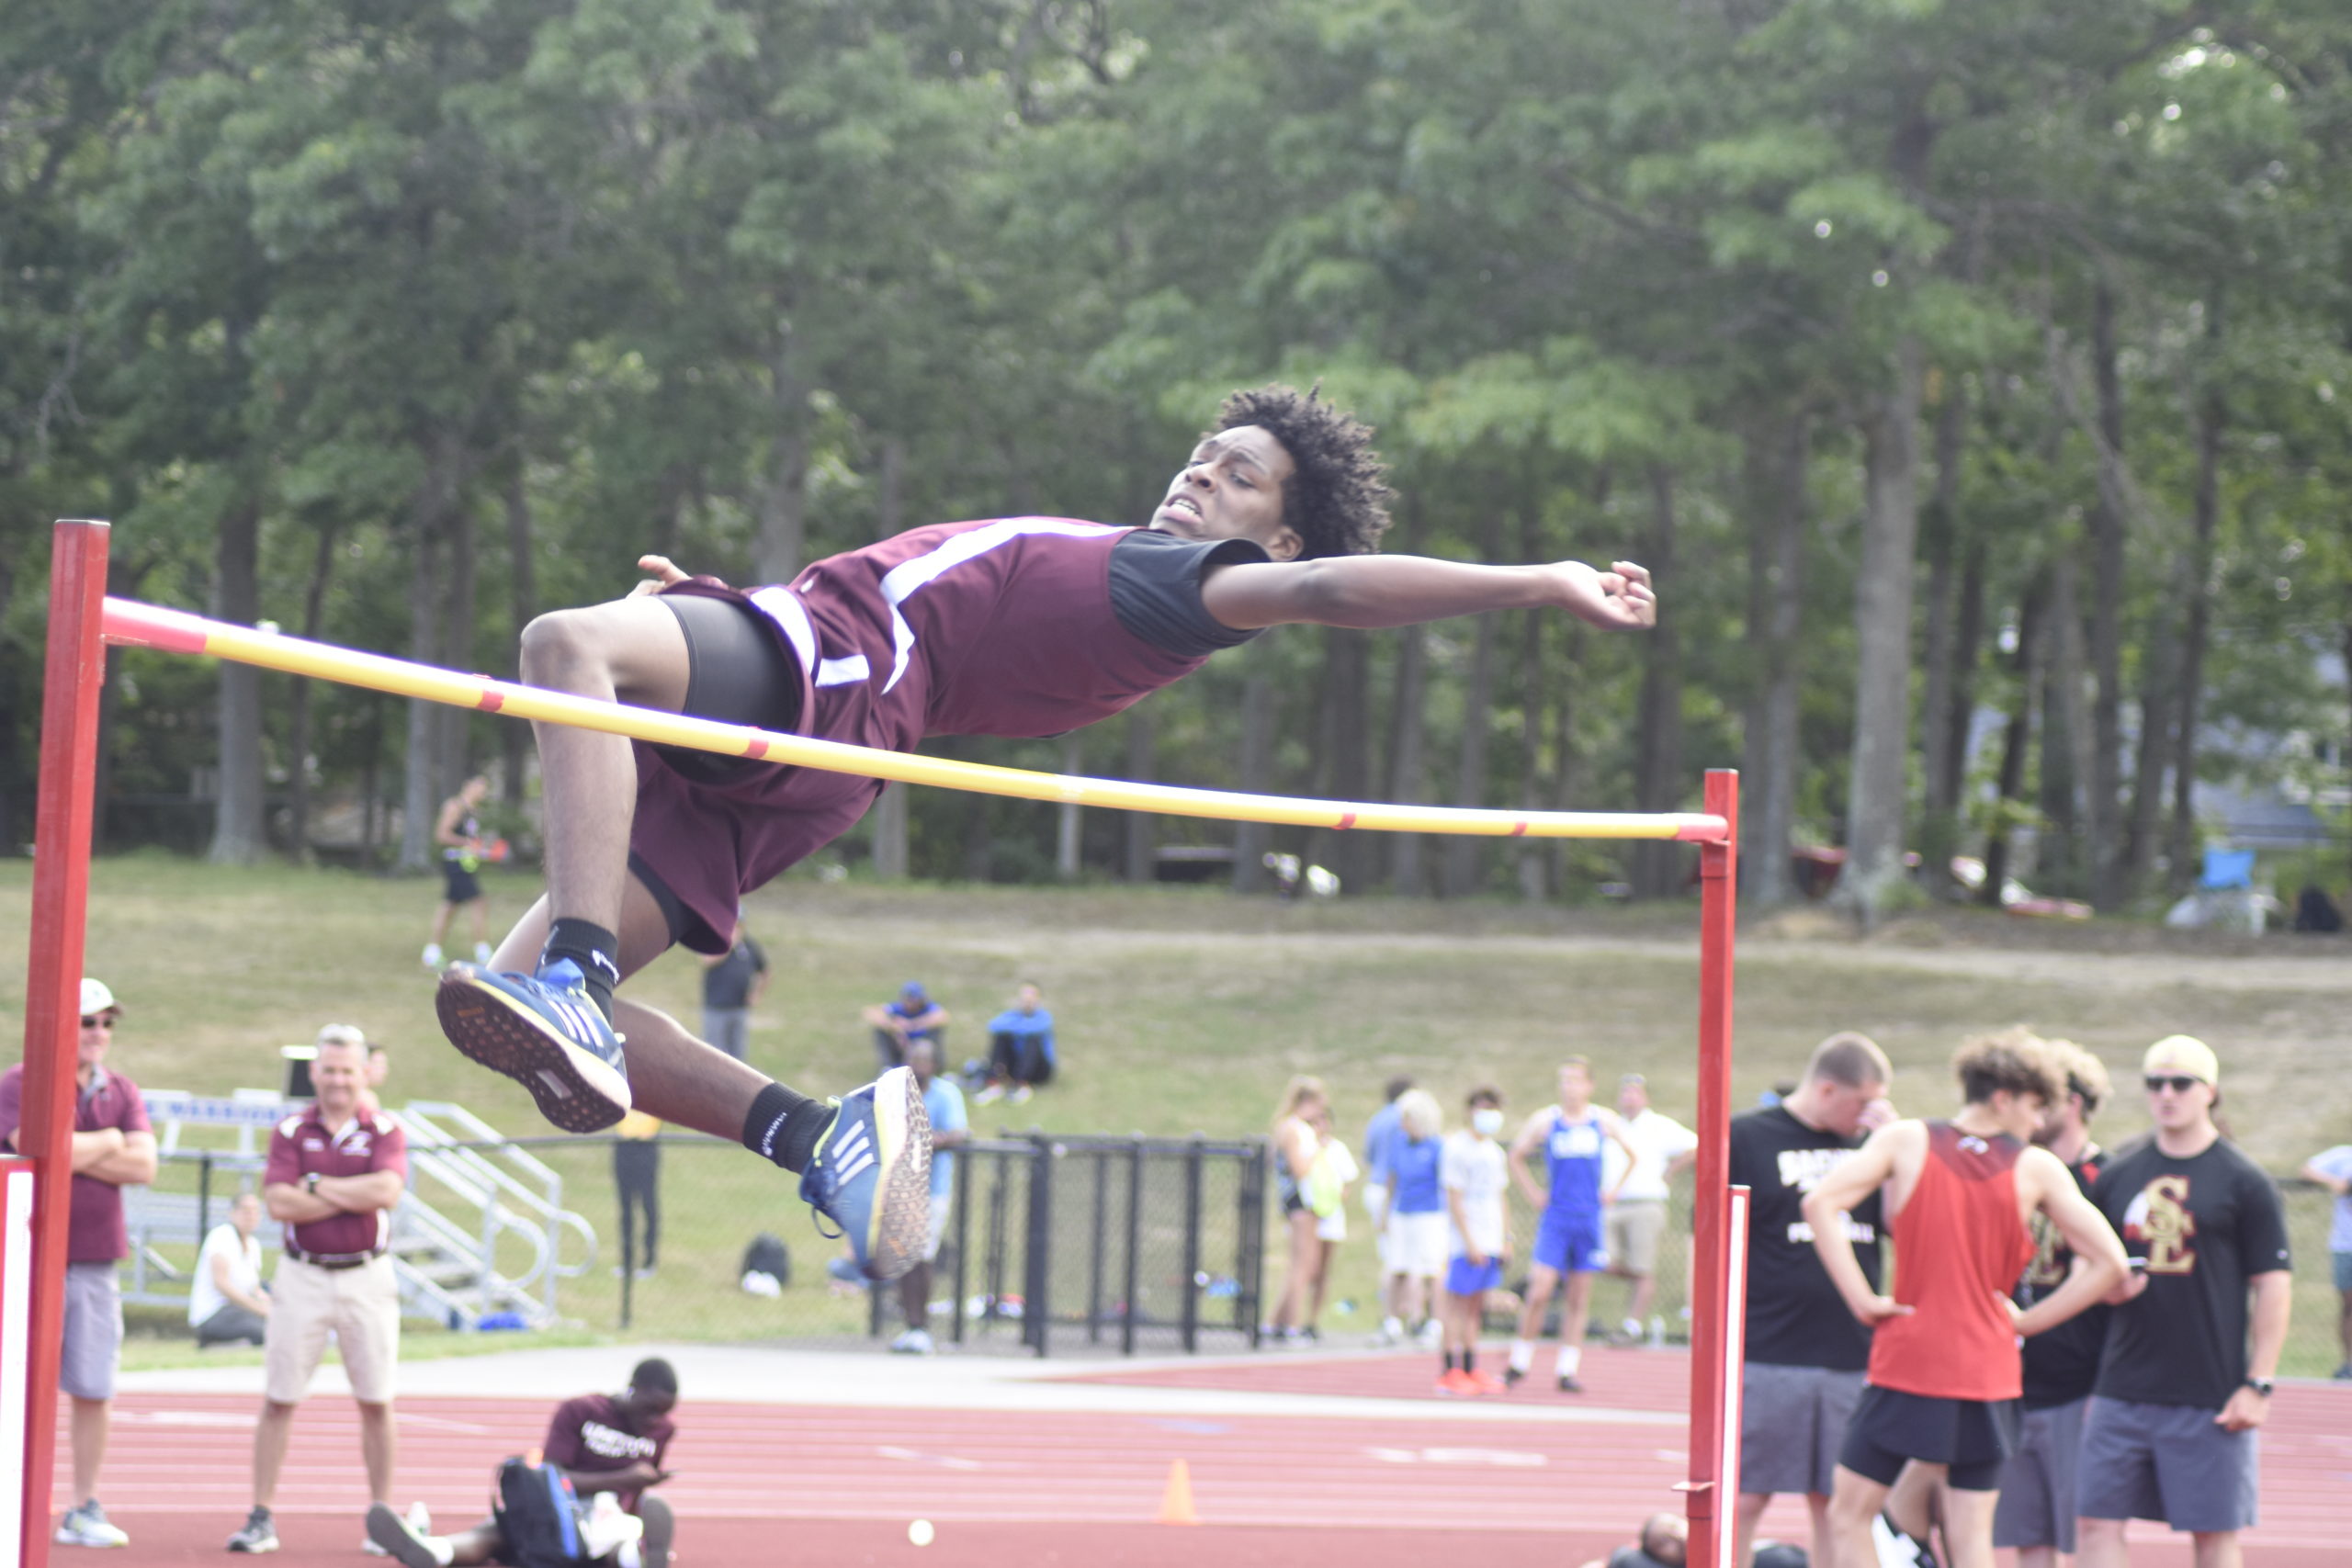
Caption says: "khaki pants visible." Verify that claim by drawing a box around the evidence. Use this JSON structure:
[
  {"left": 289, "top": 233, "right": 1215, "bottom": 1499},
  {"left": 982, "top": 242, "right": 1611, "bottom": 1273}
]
[{"left": 264, "top": 1256, "right": 400, "bottom": 1404}]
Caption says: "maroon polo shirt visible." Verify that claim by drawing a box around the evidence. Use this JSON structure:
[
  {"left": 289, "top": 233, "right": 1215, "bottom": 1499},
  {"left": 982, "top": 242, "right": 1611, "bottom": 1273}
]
[
  {"left": 0, "top": 1062, "right": 153, "bottom": 1264},
  {"left": 543, "top": 1393, "right": 674, "bottom": 1512},
  {"left": 264, "top": 1103, "right": 407, "bottom": 1257}
]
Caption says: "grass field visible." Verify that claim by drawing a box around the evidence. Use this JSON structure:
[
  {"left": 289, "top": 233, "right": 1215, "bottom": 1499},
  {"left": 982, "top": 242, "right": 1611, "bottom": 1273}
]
[{"left": 5, "top": 855, "right": 2347, "bottom": 1374}]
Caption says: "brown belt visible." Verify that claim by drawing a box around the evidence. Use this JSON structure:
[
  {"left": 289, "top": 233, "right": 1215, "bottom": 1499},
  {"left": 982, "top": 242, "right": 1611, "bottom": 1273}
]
[{"left": 285, "top": 1247, "right": 385, "bottom": 1270}]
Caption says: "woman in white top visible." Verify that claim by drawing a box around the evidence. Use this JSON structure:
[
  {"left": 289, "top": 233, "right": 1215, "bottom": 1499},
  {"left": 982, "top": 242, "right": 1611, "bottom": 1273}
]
[
  {"left": 189, "top": 1190, "right": 270, "bottom": 1348},
  {"left": 1265, "top": 1075, "right": 1329, "bottom": 1343}
]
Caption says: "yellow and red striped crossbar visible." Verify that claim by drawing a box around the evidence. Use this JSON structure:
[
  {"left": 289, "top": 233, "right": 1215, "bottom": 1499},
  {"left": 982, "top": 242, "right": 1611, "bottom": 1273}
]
[{"left": 102, "top": 598, "right": 1730, "bottom": 843}]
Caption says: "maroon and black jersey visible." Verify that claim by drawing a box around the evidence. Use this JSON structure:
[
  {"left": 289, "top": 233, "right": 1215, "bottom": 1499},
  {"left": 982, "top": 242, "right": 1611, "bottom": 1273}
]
[
  {"left": 631, "top": 522, "right": 1268, "bottom": 949},
  {"left": 543, "top": 1393, "right": 674, "bottom": 1513}
]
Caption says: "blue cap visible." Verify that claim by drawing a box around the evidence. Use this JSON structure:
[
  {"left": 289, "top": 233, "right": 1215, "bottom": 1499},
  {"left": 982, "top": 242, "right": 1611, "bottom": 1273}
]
[{"left": 901, "top": 981, "right": 927, "bottom": 998}]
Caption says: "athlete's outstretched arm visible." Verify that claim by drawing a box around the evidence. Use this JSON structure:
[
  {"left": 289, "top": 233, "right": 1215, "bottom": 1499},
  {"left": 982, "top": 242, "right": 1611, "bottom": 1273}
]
[
  {"left": 1802, "top": 1121, "right": 1916, "bottom": 1327},
  {"left": 1201, "top": 555, "right": 1656, "bottom": 632}
]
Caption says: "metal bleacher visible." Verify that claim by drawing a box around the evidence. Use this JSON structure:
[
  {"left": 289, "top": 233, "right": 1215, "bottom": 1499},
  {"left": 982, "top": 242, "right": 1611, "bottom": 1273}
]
[{"left": 124, "top": 1092, "right": 597, "bottom": 1332}]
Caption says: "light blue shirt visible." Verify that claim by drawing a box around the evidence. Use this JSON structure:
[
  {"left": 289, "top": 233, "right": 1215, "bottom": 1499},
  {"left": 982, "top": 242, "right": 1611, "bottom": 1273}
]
[
  {"left": 2313, "top": 1145, "right": 2352, "bottom": 1253},
  {"left": 1363, "top": 1101, "right": 1404, "bottom": 1186},
  {"left": 924, "top": 1077, "right": 967, "bottom": 1199}
]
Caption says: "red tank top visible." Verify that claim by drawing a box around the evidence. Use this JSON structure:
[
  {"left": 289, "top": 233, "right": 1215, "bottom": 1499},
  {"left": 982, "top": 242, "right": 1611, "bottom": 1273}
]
[{"left": 1867, "top": 1122, "right": 2035, "bottom": 1401}]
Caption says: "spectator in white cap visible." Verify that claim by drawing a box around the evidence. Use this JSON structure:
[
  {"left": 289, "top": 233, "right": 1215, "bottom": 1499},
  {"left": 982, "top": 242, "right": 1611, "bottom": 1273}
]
[
  {"left": 0, "top": 978, "right": 158, "bottom": 1548},
  {"left": 2075, "top": 1035, "right": 2293, "bottom": 1567}
]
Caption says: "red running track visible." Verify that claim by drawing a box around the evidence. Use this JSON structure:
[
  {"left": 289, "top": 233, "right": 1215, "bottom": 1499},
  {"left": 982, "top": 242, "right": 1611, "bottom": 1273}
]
[{"left": 53, "top": 1348, "right": 2352, "bottom": 1566}]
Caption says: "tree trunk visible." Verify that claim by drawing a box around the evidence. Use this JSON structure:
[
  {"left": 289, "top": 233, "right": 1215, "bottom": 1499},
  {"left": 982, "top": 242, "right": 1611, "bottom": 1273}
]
[
  {"left": 1630, "top": 468, "right": 1684, "bottom": 900},
  {"left": 1741, "top": 412, "right": 1807, "bottom": 908},
  {"left": 755, "top": 330, "right": 810, "bottom": 585},
  {"left": 1942, "top": 535, "right": 1988, "bottom": 819},
  {"left": 1982, "top": 575, "right": 2046, "bottom": 905},
  {"left": 1385, "top": 502, "right": 1430, "bottom": 896},
  {"left": 209, "top": 491, "right": 266, "bottom": 864},
  {"left": 1232, "top": 660, "right": 1276, "bottom": 894},
  {"left": 1836, "top": 340, "right": 1924, "bottom": 924},
  {"left": 1307, "top": 626, "right": 1373, "bottom": 894},
  {"left": 1123, "top": 705, "right": 1156, "bottom": 883},
  {"left": 286, "top": 524, "right": 338, "bottom": 863},
  {"left": 400, "top": 441, "right": 455, "bottom": 873},
  {"left": 440, "top": 482, "right": 478, "bottom": 798},
  {"left": 1442, "top": 512, "right": 1505, "bottom": 898},
  {"left": 502, "top": 459, "right": 537, "bottom": 810},
  {"left": 1385, "top": 626, "right": 1428, "bottom": 896},
  {"left": 1055, "top": 735, "right": 1081, "bottom": 880},
  {"left": 1917, "top": 375, "right": 1969, "bottom": 895},
  {"left": 2086, "top": 286, "right": 2128, "bottom": 908},
  {"left": 2037, "top": 551, "right": 2091, "bottom": 895},
  {"left": 866, "top": 436, "right": 911, "bottom": 879},
  {"left": 2165, "top": 389, "right": 2225, "bottom": 894},
  {"left": 1514, "top": 604, "right": 1548, "bottom": 902}
]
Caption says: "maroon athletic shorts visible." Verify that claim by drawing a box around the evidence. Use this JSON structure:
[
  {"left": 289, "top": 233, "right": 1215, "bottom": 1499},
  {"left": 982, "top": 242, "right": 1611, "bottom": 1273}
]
[{"left": 628, "top": 588, "right": 880, "bottom": 954}]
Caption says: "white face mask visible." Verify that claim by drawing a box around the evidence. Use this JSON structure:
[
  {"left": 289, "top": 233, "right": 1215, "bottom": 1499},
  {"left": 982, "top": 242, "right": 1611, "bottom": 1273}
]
[{"left": 1472, "top": 1108, "right": 1504, "bottom": 1137}]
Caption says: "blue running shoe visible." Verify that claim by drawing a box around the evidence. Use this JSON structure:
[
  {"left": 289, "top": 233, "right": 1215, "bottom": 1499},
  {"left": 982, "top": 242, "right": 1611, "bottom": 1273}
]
[
  {"left": 435, "top": 960, "right": 631, "bottom": 1133},
  {"left": 800, "top": 1066, "right": 932, "bottom": 1281}
]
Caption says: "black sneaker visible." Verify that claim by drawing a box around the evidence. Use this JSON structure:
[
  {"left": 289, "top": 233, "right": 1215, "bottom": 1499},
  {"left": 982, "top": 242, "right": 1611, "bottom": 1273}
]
[
  {"left": 435, "top": 959, "right": 631, "bottom": 1132},
  {"left": 1557, "top": 1373, "right": 1585, "bottom": 1393},
  {"left": 226, "top": 1506, "right": 278, "bottom": 1553},
  {"left": 1501, "top": 1364, "right": 1526, "bottom": 1388}
]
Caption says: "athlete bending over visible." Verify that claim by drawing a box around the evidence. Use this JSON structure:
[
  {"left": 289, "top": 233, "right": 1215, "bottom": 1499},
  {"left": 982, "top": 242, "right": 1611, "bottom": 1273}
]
[{"left": 435, "top": 386, "right": 1658, "bottom": 1281}]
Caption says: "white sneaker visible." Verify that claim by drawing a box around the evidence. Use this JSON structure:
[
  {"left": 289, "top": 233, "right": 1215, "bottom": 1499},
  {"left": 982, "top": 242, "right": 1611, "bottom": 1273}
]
[
  {"left": 1009, "top": 1084, "right": 1034, "bottom": 1104},
  {"left": 421, "top": 943, "right": 445, "bottom": 971},
  {"left": 55, "top": 1500, "right": 129, "bottom": 1548},
  {"left": 1379, "top": 1315, "right": 1406, "bottom": 1345},
  {"left": 1416, "top": 1318, "right": 1443, "bottom": 1351},
  {"left": 473, "top": 942, "right": 494, "bottom": 965},
  {"left": 367, "top": 1503, "right": 452, "bottom": 1568},
  {"left": 890, "top": 1327, "right": 936, "bottom": 1355}
]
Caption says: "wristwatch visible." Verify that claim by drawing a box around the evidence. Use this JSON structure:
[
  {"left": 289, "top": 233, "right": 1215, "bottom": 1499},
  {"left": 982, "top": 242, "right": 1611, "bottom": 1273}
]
[
  {"left": 2243, "top": 1376, "right": 2274, "bottom": 1397},
  {"left": 303, "top": 1172, "right": 321, "bottom": 1196}
]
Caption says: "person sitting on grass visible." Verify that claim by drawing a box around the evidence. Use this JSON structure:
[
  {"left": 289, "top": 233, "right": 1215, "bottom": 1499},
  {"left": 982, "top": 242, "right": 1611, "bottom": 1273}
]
[
  {"left": 432, "top": 384, "right": 1657, "bottom": 1284},
  {"left": 367, "top": 1359, "right": 681, "bottom": 1568},
  {"left": 978, "top": 982, "right": 1055, "bottom": 1103}
]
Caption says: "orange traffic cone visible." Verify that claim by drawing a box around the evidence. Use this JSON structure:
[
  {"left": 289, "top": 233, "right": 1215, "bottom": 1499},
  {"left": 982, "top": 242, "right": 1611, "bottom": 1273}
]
[{"left": 1156, "top": 1458, "right": 1199, "bottom": 1526}]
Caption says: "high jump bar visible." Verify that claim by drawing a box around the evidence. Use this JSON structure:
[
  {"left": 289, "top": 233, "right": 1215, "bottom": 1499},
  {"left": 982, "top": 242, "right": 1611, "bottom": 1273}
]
[{"left": 101, "top": 597, "right": 1732, "bottom": 844}]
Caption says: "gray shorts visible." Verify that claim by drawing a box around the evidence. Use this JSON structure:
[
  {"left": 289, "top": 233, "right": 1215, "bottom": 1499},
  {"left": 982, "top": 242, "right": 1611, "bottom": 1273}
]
[
  {"left": 62, "top": 1262, "right": 123, "bottom": 1402},
  {"left": 2077, "top": 1394, "right": 2259, "bottom": 1535},
  {"left": 702, "top": 1008, "right": 751, "bottom": 1061},
  {"left": 1740, "top": 1362, "right": 1863, "bottom": 1498},
  {"left": 1993, "top": 1396, "right": 2087, "bottom": 1551}
]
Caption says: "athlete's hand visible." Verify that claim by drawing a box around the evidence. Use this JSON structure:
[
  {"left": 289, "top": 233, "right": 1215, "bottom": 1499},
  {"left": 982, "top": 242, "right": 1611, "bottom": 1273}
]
[
  {"left": 1849, "top": 1292, "right": 1913, "bottom": 1327},
  {"left": 628, "top": 554, "right": 698, "bottom": 597},
  {"left": 1555, "top": 560, "right": 1657, "bottom": 631},
  {"left": 2104, "top": 1264, "right": 2150, "bottom": 1305},
  {"left": 1998, "top": 1292, "right": 2027, "bottom": 1335},
  {"left": 2214, "top": 1385, "right": 2270, "bottom": 1433}
]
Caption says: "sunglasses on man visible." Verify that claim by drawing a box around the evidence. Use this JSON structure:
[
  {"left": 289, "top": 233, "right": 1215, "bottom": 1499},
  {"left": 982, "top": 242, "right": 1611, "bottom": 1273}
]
[
  {"left": 80, "top": 1016, "right": 116, "bottom": 1030},
  {"left": 2143, "top": 1075, "right": 2201, "bottom": 1094}
]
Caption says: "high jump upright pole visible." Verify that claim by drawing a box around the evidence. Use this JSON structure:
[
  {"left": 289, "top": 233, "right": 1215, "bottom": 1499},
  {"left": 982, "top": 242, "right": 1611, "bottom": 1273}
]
[
  {"left": 11, "top": 520, "right": 113, "bottom": 1568},
  {"left": 1685, "top": 769, "right": 1739, "bottom": 1568}
]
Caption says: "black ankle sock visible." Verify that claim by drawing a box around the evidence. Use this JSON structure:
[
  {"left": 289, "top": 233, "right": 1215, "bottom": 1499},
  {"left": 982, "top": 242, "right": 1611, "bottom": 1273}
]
[
  {"left": 1463, "top": 1349, "right": 1476, "bottom": 1374},
  {"left": 1442, "top": 1350, "right": 1457, "bottom": 1372},
  {"left": 540, "top": 919, "right": 622, "bottom": 1021},
  {"left": 742, "top": 1081, "right": 832, "bottom": 1174}
]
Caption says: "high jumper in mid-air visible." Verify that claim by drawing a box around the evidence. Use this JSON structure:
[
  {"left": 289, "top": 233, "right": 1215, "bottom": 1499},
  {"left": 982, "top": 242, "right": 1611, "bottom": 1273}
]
[{"left": 435, "top": 384, "right": 1658, "bottom": 1280}]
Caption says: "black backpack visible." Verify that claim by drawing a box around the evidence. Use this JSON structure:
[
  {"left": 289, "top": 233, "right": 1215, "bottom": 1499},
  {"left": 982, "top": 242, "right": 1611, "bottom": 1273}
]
[
  {"left": 741, "top": 1232, "right": 791, "bottom": 1286},
  {"left": 491, "top": 1456, "right": 587, "bottom": 1568}
]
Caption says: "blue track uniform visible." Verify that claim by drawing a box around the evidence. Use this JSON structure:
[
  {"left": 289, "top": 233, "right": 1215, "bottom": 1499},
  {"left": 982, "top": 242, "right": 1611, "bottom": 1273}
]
[{"left": 1533, "top": 1109, "right": 1611, "bottom": 1274}]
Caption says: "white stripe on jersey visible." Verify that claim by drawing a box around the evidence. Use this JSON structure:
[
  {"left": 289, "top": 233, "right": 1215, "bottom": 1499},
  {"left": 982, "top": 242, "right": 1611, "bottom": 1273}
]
[{"left": 874, "top": 519, "right": 1118, "bottom": 694}]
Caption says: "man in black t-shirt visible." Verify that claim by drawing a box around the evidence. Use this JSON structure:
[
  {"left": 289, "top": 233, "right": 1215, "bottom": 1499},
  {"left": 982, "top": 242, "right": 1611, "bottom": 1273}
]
[
  {"left": 1726, "top": 1032, "right": 1892, "bottom": 1568},
  {"left": 2077, "top": 1036, "right": 2292, "bottom": 1568},
  {"left": 1994, "top": 1039, "right": 2113, "bottom": 1568}
]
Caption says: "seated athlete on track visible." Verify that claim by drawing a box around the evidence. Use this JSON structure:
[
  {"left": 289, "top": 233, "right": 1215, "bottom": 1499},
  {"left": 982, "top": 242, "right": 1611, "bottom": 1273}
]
[{"left": 435, "top": 385, "right": 1660, "bottom": 1281}]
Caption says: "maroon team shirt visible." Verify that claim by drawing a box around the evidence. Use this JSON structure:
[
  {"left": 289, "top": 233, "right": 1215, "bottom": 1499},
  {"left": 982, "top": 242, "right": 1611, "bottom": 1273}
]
[
  {"left": 264, "top": 1103, "right": 408, "bottom": 1258},
  {"left": 631, "top": 521, "right": 1265, "bottom": 950},
  {"left": 543, "top": 1393, "right": 674, "bottom": 1512},
  {"left": 0, "top": 1063, "right": 153, "bottom": 1264}
]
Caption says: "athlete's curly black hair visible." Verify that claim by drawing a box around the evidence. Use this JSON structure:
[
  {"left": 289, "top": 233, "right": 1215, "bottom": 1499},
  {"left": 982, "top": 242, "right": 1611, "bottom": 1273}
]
[{"left": 1209, "top": 384, "right": 1393, "bottom": 558}]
